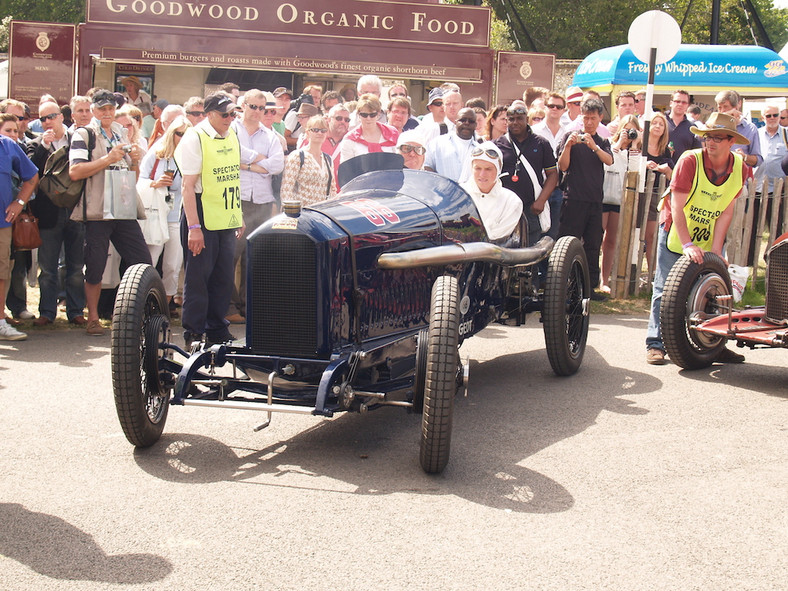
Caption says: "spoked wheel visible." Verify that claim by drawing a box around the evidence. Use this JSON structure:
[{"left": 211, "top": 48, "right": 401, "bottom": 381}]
[
  {"left": 111, "top": 264, "right": 171, "bottom": 447},
  {"left": 661, "top": 253, "right": 731, "bottom": 370},
  {"left": 543, "top": 236, "right": 590, "bottom": 376},
  {"left": 420, "top": 275, "right": 460, "bottom": 474}
]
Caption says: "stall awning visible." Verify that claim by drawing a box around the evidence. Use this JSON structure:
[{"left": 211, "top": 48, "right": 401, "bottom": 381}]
[{"left": 572, "top": 44, "right": 788, "bottom": 96}]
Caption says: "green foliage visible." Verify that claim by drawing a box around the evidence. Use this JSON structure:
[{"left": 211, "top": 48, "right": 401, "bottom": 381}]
[
  {"left": 443, "top": 0, "right": 516, "bottom": 50},
  {"left": 487, "top": 0, "right": 788, "bottom": 59}
]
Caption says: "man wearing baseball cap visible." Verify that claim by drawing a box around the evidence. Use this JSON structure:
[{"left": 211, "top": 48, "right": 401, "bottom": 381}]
[
  {"left": 69, "top": 89, "right": 151, "bottom": 336},
  {"left": 645, "top": 111, "right": 753, "bottom": 365},
  {"left": 418, "top": 87, "right": 450, "bottom": 145},
  {"left": 175, "top": 92, "right": 267, "bottom": 348},
  {"left": 460, "top": 142, "right": 523, "bottom": 241}
]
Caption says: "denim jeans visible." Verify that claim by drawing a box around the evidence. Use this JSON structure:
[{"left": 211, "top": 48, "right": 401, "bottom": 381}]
[
  {"left": 646, "top": 225, "right": 681, "bottom": 352},
  {"left": 38, "top": 209, "right": 85, "bottom": 321}
]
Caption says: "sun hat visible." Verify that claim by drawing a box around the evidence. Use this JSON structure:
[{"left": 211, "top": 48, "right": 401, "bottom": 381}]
[{"left": 690, "top": 112, "right": 750, "bottom": 145}]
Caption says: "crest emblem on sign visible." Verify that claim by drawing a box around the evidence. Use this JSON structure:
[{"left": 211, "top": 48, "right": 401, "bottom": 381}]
[
  {"left": 36, "top": 33, "right": 50, "bottom": 52},
  {"left": 519, "top": 61, "right": 532, "bottom": 80}
]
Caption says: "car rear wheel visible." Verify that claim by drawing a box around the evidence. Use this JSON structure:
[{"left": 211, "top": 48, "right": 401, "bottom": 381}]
[
  {"left": 111, "top": 264, "right": 171, "bottom": 447},
  {"left": 420, "top": 275, "right": 460, "bottom": 474},
  {"left": 661, "top": 252, "right": 731, "bottom": 370},
  {"left": 543, "top": 236, "right": 590, "bottom": 376}
]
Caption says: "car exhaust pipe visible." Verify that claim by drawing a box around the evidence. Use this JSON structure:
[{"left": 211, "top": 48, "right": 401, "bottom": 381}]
[{"left": 377, "top": 236, "right": 554, "bottom": 269}]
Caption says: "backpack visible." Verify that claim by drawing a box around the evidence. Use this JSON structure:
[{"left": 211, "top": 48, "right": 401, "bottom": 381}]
[
  {"left": 39, "top": 128, "right": 95, "bottom": 208},
  {"left": 296, "top": 149, "right": 333, "bottom": 196}
]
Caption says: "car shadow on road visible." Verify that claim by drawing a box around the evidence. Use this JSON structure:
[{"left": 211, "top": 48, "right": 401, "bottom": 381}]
[
  {"left": 133, "top": 345, "right": 660, "bottom": 513},
  {"left": 676, "top": 358, "right": 788, "bottom": 399},
  {"left": 0, "top": 503, "right": 172, "bottom": 584}
]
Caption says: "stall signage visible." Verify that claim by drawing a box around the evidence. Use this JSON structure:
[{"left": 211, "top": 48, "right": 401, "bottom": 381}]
[
  {"left": 102, "top": 47, "right": 484, "bottom": 82},
  {"left": 495, "top": 51, "right": 555, "bottom": 105},
  {"left": 8, "top": 21, "right": 75, "bottom": 110},
  {"left": 87, "top": 0, "right": 490, "bottom": 47}
]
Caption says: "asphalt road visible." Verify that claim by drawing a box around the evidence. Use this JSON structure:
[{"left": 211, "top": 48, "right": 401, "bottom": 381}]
[{"left": 1, "top": 315, "right": 786, "bottom": 590}]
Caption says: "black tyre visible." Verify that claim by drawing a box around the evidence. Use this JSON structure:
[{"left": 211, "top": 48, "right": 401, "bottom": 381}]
[
  {"left": 661, "top": 253, "right": 731, "bottom": 370},
  {"left": 111, "top": 264, "right": 171, "bottom": 447},
  {"left": 411, "top": 328, "right": 428, "bottom": 414},
  {"left": 543, "top": 236, "right": 590, "bottom": 376},
  {"left": 420, "top": 276, "right": 460, "bottom": 474}
]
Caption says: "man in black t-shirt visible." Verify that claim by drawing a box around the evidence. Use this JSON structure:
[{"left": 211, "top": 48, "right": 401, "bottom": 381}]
[{"left": 556, "top": 98, "right": 613, "bottom": 293}]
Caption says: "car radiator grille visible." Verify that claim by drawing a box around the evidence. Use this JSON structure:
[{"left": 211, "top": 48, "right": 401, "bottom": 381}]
[
  {"left": 766, "top": 239, "right": 788, "bottom": 324},
  {"left": 248, "top": 232, "right": 318, "bottom": 356}
]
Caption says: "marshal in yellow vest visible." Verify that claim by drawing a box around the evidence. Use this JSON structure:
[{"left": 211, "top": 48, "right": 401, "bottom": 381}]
[
  {"left": 667, "top": 149, "right": 743, "bottom": 254},
  {"left": 198, "top": 127, "right": 243, "bottom": 231}
]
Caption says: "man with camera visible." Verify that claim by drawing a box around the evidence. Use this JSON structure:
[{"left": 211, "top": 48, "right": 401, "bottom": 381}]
[
  {"left": 69, "top": 89, "right": 151, "bottom": 336},
  {"left": 557, "top": 98, "right": 614, "bottom": 296}
]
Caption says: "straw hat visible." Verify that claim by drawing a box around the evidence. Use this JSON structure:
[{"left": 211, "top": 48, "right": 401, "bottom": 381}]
[
  {"left": 121, "top": 76, "right": 143, "bottom": 90},
  {"left": 690, "top": 112, "right": 750, "bottom": 145}
]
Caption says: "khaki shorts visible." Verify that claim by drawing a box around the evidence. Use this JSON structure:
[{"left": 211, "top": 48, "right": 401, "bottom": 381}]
[{"left": 0, "top": 226, "right": 11, "bottom": 281}]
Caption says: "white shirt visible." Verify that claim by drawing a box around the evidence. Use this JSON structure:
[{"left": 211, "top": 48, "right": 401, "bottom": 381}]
[
  {"left": 531, "top": 121, "right": 568, "bottom": 156},
  {"left": 461, "top": 179, "right": 523, "bottom": 241}
]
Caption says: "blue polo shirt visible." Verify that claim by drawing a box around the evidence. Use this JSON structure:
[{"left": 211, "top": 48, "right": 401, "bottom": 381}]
[{"left": 0, "top": 135, "right": 38, "bottom": 229}]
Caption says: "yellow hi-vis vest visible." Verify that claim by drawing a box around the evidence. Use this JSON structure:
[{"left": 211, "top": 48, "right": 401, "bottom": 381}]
[
  {"left": 198, "top": 127, "right": 242, "bottom": 231},
  {"left": 666, "top": 149, "right": 743, "bottom": 254}
]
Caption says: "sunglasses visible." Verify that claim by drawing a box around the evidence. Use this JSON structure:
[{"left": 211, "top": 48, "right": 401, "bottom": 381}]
[
  {"left": 471, "top": 147, "right": 500, "bottom": 160},
  {"left": 507, "top": 107, "right": 527, "bottom": 116},
  {"left": 703, "top": 134, "right": 733, "bottom": 144},
  {"left": 398, "top": 144, "right": 426, "bottom": 155},
  {"left": 546, "top": 104, "right": 564, "bottom": 110},
  {"left": 132, "top": 115, "right": 142, "bottom": 122},
  {"left": 568, "top": 101, "right": 581, "bottom": 106},
  {"left": 245, "top": 104, "right": 269, "bottom": 111},
  {"left": 263, "top": 109, "right": 277, "bottom": 115},
  {"left": 174, "top": 130, "right": 185, "bottom": 137},
  {"left": 458, "top": 117, "right": 476, "bottom": 124},
  {"left": 216, "top": 112, "right": 234, "bottom": 119},
  {"left": 334, "top": 116, "right": 351, "bottom": 123},
  {"left": 186, "top": 110, "right": 205, "bottom": 117},
  {"left": 430, "top": 100, "right": 443, "bottom": 107},
  {"left": 764, "top": 113, "right": 780, "bottom": 119},
  {"left": 358, "top": 111, "right": 379, "bottom": 118},
  {"left": 309, "top": 127, "right": 328, "bottom": 133},
  {"left": 39, "top": 113, "right": 60, "bottom": 122}
]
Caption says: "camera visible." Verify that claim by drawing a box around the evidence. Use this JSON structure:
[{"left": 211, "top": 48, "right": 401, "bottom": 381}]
[
  {"left": 626, "top": 129, "right": 639, "bottom": 140},
  {"left": 122, "top": 144, "right": 133, "bottom": 154},
  {"left": 577, "top": 133, "right": 587, "bottom": 142}
]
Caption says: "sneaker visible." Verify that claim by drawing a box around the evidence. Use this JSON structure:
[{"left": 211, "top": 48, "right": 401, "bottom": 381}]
[
  {"left": 15, "top": 310, "right": 34, "bottom": 320},
  {"left": 0, "top": 320, "right": 27, "bottom": 341},
  {"left": 646, "top": 348, "right": 667, "bottom": 365},
  {"left": 716, "top": 347, "right": 745, "bottom": 364},
  {"left": 86, "top": 319, "right": 105, "bottom": 336}
]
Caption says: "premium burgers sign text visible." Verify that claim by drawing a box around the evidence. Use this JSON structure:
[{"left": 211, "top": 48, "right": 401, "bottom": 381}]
[{"left": 88, "top": 0, "right": 491, "bottom": 47}]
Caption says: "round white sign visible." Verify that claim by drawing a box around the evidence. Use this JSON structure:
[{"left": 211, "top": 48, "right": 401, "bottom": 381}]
[{"left": 627, "top": 10, "right": 682, "bottom": 65}]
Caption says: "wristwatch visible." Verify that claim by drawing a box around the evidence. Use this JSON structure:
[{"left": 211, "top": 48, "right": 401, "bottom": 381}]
[{"left": 16, "top": 199, "right": 25, "bottom": 206}]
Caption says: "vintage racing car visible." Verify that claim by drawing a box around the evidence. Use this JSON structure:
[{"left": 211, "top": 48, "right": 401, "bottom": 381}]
[
  {"left": 661, "top": 231, "right": 788, "bottom": 369},
  {"left": 111, "top": 168, "right": 591, "bottom": 473}
]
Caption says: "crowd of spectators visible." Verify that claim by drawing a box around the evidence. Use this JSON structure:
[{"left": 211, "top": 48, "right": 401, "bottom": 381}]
[{"left": 0, "top": 75, "right": 780, "bottom": 359}]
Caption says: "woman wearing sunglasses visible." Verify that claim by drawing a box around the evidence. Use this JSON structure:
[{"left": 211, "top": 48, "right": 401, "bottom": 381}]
[
  {"left": 281, "top": 116, "right": 336, "bottom": 206},
  {"left": 338, "top": 94, "right": 399, "bottom": 165}
]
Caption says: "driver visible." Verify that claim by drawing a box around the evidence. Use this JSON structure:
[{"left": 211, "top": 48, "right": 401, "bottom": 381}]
[
  {"left": 645, "top": 112, "right": 753, "bottom": 365},
  {"left": 460, "top": 142, "right": 523, "bottom": 241}
]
